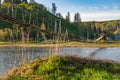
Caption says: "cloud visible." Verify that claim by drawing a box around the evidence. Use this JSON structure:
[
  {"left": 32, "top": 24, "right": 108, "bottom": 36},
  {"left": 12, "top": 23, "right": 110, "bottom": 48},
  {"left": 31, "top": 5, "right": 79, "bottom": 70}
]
[
  {"left": 61, "top": 10, "right": 120, "bottom": 21},
  {"left": 113, "top": 6, "right": 119, "bottom": 9},
  {"left": 57, "top": 4, "right": 120, "bottom": 21},
  {"left": 80, "top": 10, "right": 120, "bottom": 21},
  {"left": 103, "top": 6, "right": 109, "bottom": 9}
]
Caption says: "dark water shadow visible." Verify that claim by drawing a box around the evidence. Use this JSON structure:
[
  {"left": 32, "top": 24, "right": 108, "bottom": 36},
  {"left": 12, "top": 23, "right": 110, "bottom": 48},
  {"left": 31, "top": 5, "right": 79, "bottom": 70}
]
[{"left": 87, "top": 47, "right": 106, "bottom": 58}]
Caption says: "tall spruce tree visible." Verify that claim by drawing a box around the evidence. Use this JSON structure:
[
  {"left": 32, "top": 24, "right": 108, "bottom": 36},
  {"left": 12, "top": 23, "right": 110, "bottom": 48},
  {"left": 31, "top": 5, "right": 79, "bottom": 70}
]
[
  {"left": 52, "top": 3, "right": 57, "bottom": 15},
  {"left": 30, "top": 0, "right": 35, "bottom": 3},
  {"left": 56, "top": 13, "right": 63, "bottom": 18},
  {"left": 74, "top": 12, "right": 81, "bottom": 23},
  {"left": 66, "top": 12, "right": 70, "bottom": 22}
]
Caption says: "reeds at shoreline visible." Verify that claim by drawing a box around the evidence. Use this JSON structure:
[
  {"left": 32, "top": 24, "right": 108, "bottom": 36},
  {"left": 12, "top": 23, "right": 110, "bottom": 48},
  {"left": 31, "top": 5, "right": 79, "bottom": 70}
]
[{"left": 1, "top": 55, "right": 120, "bottom": 80}]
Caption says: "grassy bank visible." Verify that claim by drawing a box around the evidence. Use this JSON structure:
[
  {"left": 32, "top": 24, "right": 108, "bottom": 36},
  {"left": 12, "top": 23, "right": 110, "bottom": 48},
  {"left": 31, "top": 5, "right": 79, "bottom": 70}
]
[
  {"left": 2, "top": 55, "right": 120, "bottom": 80},
  {"left": 0, "top": 41, "right": 120, "bottom": 48}
]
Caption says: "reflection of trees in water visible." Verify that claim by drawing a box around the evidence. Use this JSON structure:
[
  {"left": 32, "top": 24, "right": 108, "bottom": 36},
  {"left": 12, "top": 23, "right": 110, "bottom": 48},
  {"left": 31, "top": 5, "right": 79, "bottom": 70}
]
[{"left": 87, "top": 47, "right": 106, "bottom": 58}]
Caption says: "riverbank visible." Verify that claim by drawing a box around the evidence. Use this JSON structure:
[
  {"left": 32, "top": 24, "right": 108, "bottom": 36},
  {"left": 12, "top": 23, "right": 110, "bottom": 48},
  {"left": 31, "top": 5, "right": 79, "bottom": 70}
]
[
  {"left": 1, "top": 55, "right": 120, "bottom": 80},
  {"left": 0, "top": 41, "right": 120, "bottom": 48}
]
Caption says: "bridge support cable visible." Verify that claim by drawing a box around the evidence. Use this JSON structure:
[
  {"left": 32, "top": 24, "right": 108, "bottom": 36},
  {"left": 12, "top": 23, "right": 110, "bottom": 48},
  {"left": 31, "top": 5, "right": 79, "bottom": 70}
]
[
  {"left": 7, "top": 5, "right": 10, "bottom": 15},
  {"left": 25, "top": 11, "right": 27, "bottom": 23},
  {"left": 11, "top": 0, "right": 14, "bottom": 17},
  {"left": 58, "top": 20, "right": 62, "bottom": 34},
  {"left": 20, "top": 27, "right": 25, "bottom": 42},
  {"left": 29, "top": 12, "right": 32, "bottom": 24},
  {"left": 66, "top": 29, "right": 69, "bottom": 41},
  {"left": 26, "top": 27, "right": 31, "bottom": 41},
  {"left": 53, "top": 20, "right": 57, "bottom": 41},
  {"left": 54, "top": 19, "right": 62, "bottom": 55},
  {"left": 22, "top": 7, "right": 26, "bottom": 23},
  {"left": 35, "top": 5, "right": 39, "bottom": 26},
  {"left": 58, "top": 20, "right": 62, "bottom": 41},
  {"left": 14, "top": 5, "right": 18, "bottom": 18},
  {"left": 63, "top": 29, "right": 68, "bottom": 42}
]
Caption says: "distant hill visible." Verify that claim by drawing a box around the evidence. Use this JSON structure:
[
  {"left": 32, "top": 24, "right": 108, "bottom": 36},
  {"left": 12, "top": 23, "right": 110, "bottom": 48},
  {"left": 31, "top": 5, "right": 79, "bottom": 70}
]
[{"left": 75, "top": 20, "right": 120, "bottom": 40}]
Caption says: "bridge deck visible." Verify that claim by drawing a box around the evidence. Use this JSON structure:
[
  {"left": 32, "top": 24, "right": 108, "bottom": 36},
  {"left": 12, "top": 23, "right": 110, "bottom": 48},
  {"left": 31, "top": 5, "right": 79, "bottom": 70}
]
[{"left": 0, "top": 12, "right": 60, "bottom": 36}]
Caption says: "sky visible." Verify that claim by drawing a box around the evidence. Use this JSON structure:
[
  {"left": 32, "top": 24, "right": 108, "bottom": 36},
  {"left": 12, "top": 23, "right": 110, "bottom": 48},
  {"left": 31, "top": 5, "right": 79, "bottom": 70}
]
[{"left": 31, "top": 0, "right": 120, "bottom": 21}]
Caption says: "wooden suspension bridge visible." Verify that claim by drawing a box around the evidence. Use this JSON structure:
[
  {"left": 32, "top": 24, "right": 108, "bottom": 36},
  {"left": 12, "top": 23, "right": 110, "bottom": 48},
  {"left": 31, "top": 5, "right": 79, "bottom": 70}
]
[{"left": 0, "top": 1, "right": 69, "bottom": 41}]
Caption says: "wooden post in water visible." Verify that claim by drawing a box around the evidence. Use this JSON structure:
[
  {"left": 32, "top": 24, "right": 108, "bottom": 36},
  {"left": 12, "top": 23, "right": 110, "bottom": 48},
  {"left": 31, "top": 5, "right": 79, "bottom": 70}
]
[
  {"left": 20, "top": 27, "right": 25, "bottom": 42},
  {"left": 27, "top": 27, "right": 31, "bottom": 41},
  {"left": 55, "top": 19, "right": 62, "bottom": 55},
  {"left": 65, "top": 29, "right": 68, "bottom": 42}
]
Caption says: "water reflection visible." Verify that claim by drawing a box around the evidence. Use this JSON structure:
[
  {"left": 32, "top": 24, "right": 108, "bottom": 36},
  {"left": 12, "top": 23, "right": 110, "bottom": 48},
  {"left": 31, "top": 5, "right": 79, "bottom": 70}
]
[
  {"left": 0, "top": 47, "right": 50, "bottom": 76},
  {"left": 87, "top": 48, "right": 106, "bottom": 58},
  {"left": 0, "top": 47, "right": 120, "bottom": 76}
]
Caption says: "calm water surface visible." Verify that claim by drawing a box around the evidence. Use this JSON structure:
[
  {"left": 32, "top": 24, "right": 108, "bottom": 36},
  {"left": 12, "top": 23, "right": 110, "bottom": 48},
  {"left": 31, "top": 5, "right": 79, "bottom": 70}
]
[{"left": 0, "top": 47, "right": 120, "bottom": 76}]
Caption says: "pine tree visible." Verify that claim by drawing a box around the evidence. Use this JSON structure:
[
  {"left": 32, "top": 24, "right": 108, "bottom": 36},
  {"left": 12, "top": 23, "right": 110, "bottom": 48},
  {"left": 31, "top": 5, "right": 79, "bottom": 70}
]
[
  {"left": 30, "top": 0, "right": 35, "bottom": 3},
  {"left": 56, "top": 13, "right": 63, "bottom": 18},
  {"left": 52, "top": 3, "right": 57, "bottom": 15},
  {"left": 66, "top": 12, "right": 70, "bottom": 22},
  {"left": 74, "top": 12, "right": 81, "bottom": 23}
]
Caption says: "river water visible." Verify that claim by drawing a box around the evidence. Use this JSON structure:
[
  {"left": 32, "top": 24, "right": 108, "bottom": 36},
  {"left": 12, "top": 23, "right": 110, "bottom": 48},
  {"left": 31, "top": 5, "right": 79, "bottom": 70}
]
[{"left": 0, "top": 47, "right": 120, "bottom": 76}]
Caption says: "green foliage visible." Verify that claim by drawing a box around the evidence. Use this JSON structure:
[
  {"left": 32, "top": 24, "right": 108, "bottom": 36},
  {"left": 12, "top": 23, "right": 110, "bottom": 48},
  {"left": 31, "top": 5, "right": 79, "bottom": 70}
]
[
  {"left": 40, "top": 23, "right": 47, "bottom": 40},
  {"left": 6, "top": 75, "right": 28, "bottom": 80},
  {"left": 22, "top": 0, "right": 28, "bottom": 3},
  {"left": 4, "top": 56, "right": 120, "bottom": 80},
  {"left": 1, "top": 2, "right": 11, "bottom": 8},
  {"left": 0, "top": 29, "right": 6, "bottom": 41}
]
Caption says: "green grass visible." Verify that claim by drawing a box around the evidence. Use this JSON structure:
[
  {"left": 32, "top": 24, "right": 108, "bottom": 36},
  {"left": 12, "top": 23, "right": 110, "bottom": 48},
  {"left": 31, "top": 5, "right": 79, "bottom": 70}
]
[
  {"left": 0, "top": 41, "right": 120, "bottom": 48},
  {"left": 3, "top": 55, "right": 120, "bottom": 80}
]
